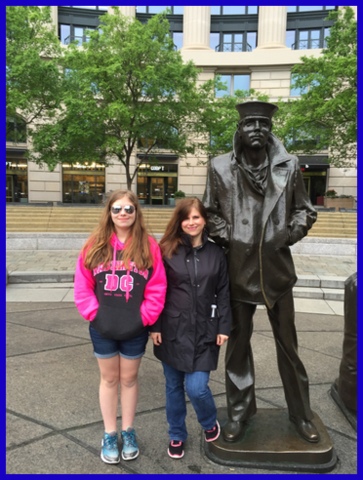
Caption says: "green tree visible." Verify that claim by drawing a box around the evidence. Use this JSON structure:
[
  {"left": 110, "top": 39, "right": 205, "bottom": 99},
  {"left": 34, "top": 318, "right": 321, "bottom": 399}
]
[
  {"left": 29, "top": 8, "right": 217, "bottom": 187},
  {"left": 276, "top": 7, "right": 357, "bottom": 167},
  {"left": 6, "top": 6, "right": 62, "bottom": 123}
]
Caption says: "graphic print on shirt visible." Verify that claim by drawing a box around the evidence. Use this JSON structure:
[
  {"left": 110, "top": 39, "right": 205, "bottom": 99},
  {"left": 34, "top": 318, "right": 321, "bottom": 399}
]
[
  {"left": 93, "top": 259, "right": 152, "bottom": 306},
  {"left": 104, "top": 273, "right": 134, "bottom": 293}
]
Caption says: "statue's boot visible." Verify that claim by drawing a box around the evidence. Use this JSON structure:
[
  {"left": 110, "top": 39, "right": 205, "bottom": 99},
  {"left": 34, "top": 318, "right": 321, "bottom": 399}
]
[
  {"left": 222, "top": 420, "right": 246, "bottom": 442},
  {"left": 289, "top": 416, "right": 320, "bottom": 443}
]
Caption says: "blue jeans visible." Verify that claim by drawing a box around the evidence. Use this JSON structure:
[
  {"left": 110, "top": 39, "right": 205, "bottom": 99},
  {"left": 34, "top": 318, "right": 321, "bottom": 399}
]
[{"left": 162, "top": 362, "right": 217, "bottom": 442}]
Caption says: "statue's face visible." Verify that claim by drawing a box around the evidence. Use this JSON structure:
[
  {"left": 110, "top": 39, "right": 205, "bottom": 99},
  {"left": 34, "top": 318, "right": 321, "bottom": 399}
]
[{"left": 238, "top": 116, "right": 271, "bottom": 150}]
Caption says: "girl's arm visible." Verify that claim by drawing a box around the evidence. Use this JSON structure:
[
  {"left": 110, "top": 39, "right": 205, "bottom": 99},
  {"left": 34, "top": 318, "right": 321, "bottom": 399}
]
[
  {"left": 74, "top": 252, "right": 99, "bottom": 321},
  {"left": 140, "top": 238, "right": 167, "bottom": 326}
]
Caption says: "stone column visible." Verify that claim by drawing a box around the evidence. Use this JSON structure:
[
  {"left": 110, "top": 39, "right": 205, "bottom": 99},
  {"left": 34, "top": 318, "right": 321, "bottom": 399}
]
[
  {"left": 256, "top": 6, "right": 288, "bottom": 49},
  {"left": 183, "top": 6, "right": 211, "bottom": 50},
  {"left": 49, "top": 6, "right": 58, "bottom": 33},
  {"left": 110, "top": 6, "right": 136, "bottom": 17}
]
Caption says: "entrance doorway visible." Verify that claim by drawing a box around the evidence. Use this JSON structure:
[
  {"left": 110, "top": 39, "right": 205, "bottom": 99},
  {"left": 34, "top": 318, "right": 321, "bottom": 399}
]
[
  {"left": 151, "top": 177, "right": 164, "bottom": 205},
  {"left": 6, "top": 158, "right": 28, "bottom": 203},
  {"left": 137, "top": 163, "right": 178, "bottom": 206},
  {"left": 301, "top": 171, "right": 327, "bottom": 205},
  {"left": 299, "top": 156, "right": 329, "bottom": 206}
]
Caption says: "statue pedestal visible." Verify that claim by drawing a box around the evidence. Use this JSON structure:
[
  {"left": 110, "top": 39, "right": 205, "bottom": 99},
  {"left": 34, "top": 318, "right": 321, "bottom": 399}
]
[{"left": 204, "top": 407, "right": 337, "bottom": 473}]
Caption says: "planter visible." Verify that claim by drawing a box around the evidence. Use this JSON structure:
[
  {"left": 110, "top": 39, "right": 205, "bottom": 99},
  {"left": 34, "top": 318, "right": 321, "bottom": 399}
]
[{"left": 324, "top": 197, "right": 355, "bottom": 210}]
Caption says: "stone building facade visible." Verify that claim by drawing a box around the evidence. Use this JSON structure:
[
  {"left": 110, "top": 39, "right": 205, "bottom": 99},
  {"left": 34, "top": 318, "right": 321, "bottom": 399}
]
[{"left": 6, "top": 6, "right": 357, "bottom": 207}]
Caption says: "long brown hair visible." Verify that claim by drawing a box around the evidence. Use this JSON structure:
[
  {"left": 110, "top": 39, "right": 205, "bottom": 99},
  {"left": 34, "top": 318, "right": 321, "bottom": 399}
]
[
  {"left": 82, "top": 190, "right": 153, "bottom": 270},
  {"left": 159, "top": 197, "right": 208, "bottom": 258}
]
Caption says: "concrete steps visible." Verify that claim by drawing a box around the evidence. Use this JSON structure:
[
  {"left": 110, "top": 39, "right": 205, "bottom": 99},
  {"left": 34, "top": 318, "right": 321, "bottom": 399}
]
[
  {"left": 6, "top": 205, "right": 174, "bottom": 234},
  {"left": 6, "top": 206, "right": 357, "bottom": 238},
  {"left": 308, "top": 212, "right": 357, "bottom": 238}
]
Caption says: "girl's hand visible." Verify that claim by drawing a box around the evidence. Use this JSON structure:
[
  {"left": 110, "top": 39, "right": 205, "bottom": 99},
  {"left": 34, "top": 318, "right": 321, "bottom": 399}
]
[
  {"left": 216, "top": 334, "right": 229, "bottom": 346},
  {"left": 150, "top": 332, "right": 162, "bottom": 346}
]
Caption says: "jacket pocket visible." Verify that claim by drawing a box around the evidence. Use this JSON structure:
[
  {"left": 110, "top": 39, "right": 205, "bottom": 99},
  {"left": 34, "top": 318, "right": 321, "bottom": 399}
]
[
  {"left": 92, "top": 304, "right": 145, "bottom": 341},
  {"left": 205, "top": 316, "right": 219, "bottom": 342},
  {"left": 160, "top": 309, "right": 181, "bottom": 341}
]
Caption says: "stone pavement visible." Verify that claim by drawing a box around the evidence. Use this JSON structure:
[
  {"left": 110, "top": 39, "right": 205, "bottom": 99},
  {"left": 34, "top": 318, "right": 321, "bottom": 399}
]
[
  {"left": 6, "top": 242, "right": 358, "bottom": 474},
  {"left": 5, "top": 248, "right": 357, "bottom": 277},
  {"left": 6, "top": 247, "right": 357, "bottom": 313},
  {"left": 6, "top": 301, "right": 357, "bottom": 474}
]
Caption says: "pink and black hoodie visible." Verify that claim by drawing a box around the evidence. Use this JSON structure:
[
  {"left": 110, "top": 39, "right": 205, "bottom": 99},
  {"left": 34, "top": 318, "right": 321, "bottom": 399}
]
[{"left": 74, "top": 233, "right": 167, "bottom": 339}]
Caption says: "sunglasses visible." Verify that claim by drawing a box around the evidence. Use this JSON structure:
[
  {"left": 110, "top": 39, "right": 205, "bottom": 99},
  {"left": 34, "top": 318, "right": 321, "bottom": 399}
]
[{"left": 111, "top": 205, "right": 135, "bottom": 215}]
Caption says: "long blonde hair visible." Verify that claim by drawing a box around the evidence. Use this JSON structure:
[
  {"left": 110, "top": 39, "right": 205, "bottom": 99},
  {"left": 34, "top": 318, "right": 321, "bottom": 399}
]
[
  {"left": 159, "top": 197, "right": 208, "bottom": 259},
  {"left": 82, "top": 190, "right": 153, "bottom": 270}
]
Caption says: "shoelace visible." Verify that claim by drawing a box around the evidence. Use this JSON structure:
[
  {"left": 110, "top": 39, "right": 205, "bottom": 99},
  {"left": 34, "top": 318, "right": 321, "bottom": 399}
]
[
  {"left": 123, "top": 431, "right": 137, "bottom": 448},
  {"left": 104, "top": 435, "right": 118, "bottom": 449}
]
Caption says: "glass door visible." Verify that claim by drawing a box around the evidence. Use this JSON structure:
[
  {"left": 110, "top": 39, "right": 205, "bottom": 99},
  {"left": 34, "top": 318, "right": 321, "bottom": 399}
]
[
  {"left": 150, "top": 177, "right": 164, "bottom": 205},
  {"left": 6, "top": 175, "right": 13, "bottom": 202}
]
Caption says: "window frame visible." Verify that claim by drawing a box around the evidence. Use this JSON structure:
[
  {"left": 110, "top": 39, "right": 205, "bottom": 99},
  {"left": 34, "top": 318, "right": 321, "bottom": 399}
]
[
  {"left": 215, "top": 73, "right": 251, "bottom": 97},
  {"left": 286, "top": 9, "right": 335, "bottom": 50},
  {"left": 6, "top": 116, "right": 27, "bottom": 144}
]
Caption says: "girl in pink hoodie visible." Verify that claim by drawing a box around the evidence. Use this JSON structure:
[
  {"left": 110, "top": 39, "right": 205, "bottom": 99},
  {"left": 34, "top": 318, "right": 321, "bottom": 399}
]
[{"left": 74, "top": 190, "right": 166, "bottom": 464}]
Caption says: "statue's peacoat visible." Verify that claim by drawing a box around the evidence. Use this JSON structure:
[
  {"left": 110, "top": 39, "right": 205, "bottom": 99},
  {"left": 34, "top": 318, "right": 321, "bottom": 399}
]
[{"left": 203, "top": 132, "right": 317, "bottom": 309}]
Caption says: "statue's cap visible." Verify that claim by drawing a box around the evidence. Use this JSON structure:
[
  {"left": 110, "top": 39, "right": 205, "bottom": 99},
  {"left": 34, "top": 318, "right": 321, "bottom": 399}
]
[{"left": 236, "top": 101, "right": 278, "bottom": 121}]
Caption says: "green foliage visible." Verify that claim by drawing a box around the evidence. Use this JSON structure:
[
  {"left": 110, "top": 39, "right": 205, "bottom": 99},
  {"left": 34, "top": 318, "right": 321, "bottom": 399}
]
[
  {"left": 174, "top": 190, "right": 186, "bottom": 198},
  {"left": 28, "top": 8, "right": 217, "bottom": 184},
  {"left": 6, "top": 6, "right": 62, "bottom": 122},
  {"left": 325, "top": 189, "right": 353, "bottom": 199},
  {"left": 325, "top": 189, "right": 337, "bottom": 197},
  {"left": 275, "top": 7, "right": 357, "bottom": 167},
  {"left": 10, "top": 6, "right": 356, "bottom": 181}
]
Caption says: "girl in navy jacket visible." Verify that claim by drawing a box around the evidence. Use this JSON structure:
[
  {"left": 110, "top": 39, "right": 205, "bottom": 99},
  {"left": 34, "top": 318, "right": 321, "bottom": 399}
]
[{"left": 150, "top": 198, "right": 231, "bottom": 459}]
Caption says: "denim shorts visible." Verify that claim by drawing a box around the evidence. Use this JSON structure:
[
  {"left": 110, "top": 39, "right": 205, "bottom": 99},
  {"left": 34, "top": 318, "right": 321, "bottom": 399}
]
[{"left": 89, "top": 324, "right": 149, "bottom": 360}]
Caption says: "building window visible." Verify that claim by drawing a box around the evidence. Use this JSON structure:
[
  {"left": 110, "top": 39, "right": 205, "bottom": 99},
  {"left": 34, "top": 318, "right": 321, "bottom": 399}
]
[
  {"left": 62, "top": 163, "right": 105, "bottom": 204},
  {"left": 290, "top": 73, "right": 308, "bottom": 97},
  {"left": 136, "top": 7, "right": 183, "bottom": 46},
  {"left": 287, "top": 6, "right": 336, "bottom": 13},
  {"left": 6, "top": 116, "right": 27, "bottom": 143},
  {"left": 286, "top": 27, "right": 330, "bottom": 50},
  {"left": 58, "top": 6, "right": 104, "bottom": 44},
  {"left": 211, "top": 6, "right": 258, "bottom": 15},
  {"left": 290, "top": 73, "right": 321, "bottom": 98},
  {"left": 286, "top": 6, "right": 335, "bottom": 51},
  {"left": 213, "top": 31, "right": 256, "bottom": 52},
  {"left": 285, "top": 125, "right": 328, "bottom": 150},
  {"left": 59, "top": 24, "right": 95, "bottom": 45},
  {"left": 63, "top": 6, "right": 109, "bottom": 10},
  {"left": 136, "top": 6, "right": 183, "bottom": 15},
  {"left": 216, "top": 74, "right": 250, "bottom": 97},
  {"left": 210, "top": 8, "right": 258, "bottom": 52},
  {"left": 172, "top": 31, "right": 183, "bottom": 50}
]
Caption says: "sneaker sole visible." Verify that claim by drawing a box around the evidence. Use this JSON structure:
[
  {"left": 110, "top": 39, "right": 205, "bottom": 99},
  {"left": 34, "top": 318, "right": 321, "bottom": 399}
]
[
  {"left": 167, "top": 448, "right": 185, "bottom": 459},
  {"left": 100, "top": 452, "right": 120, "bottom": 464},
  {"left": 122, "top": 450, "right": 139, "bottom": 461}
]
